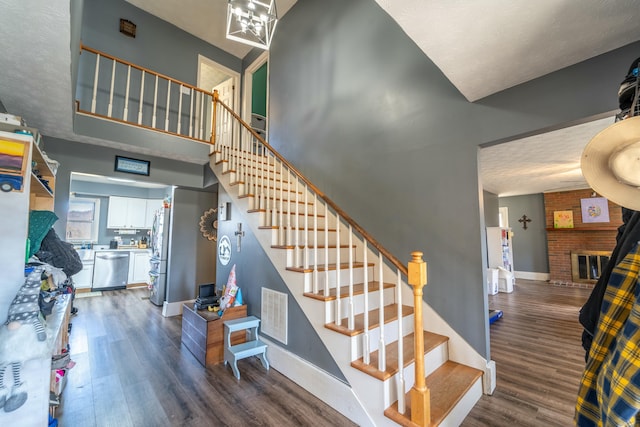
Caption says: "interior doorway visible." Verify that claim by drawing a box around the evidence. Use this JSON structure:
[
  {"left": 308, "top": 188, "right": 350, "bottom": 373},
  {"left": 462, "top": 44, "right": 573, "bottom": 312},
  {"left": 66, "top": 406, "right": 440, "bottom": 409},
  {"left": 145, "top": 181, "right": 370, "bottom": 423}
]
[{"left": 242, "top": 51, "right": 269, "bottom": 137}]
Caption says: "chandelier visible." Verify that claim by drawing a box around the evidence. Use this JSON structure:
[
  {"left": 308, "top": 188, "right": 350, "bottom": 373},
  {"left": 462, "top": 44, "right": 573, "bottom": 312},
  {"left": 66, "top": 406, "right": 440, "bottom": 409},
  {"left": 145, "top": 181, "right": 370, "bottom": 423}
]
[{"left": 226, "top": 0, "right": 278, "bottom": 50}]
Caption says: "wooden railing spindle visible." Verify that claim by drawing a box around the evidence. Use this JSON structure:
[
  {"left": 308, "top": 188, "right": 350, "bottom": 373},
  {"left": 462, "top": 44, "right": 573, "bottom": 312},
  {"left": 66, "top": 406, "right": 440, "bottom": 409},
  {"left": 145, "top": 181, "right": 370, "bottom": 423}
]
[
  {"left": 363, "top": 240, "right": 370, "bottom": 364},
  {"left": 91, "top": 53, "right": 100, "bottom": 113},
  {"left": 378, "top": 251, "right": 386, "bottom": 371},
  {"left": 123, "top": 65, "right": 131, "bottom": 120},
  {"left": 164, "top": 80, "right": 171, "bottom": 131},
  {"left": 108, "top": 60, "right": 116, "bottom": 117},
  {"left": 313, "top": 193, "right": 319, "bottom": 294},
  {"left": 335, "top": 214, "right": 341, "bottom": 325},
  {"left": 396, "top": 268, "right": 406, "bottom": 414},
  {"left": 348, "top": 225, "right": 354, "bottom": 330},
  {"left": 137, "top": 70, "right": 145, "bottom": 125}
]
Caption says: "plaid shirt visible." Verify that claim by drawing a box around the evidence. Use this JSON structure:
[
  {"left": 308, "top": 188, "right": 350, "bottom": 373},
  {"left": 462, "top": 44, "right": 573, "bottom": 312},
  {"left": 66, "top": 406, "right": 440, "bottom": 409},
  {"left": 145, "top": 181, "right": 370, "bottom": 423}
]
[{"left": 575, "top": 242, "right": 640, "bottom": 426}]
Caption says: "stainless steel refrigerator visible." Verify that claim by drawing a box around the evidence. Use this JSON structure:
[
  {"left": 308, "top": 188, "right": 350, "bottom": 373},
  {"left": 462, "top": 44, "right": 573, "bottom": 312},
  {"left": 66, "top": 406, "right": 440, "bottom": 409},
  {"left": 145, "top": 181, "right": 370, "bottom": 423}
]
[{"left": 149, "top": 206, "right": 171, "bottom": 305}]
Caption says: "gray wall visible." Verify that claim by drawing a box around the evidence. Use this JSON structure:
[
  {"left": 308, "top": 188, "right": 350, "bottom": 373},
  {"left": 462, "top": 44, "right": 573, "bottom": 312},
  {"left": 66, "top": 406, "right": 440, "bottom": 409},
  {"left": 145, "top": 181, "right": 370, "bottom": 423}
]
[
  {"left": 166, "top": 187, "right": 217, "bottom": 303},
  {"left": 267, "top": 0, "right": 639, "bottom": 357},
  {"left": 44, "top": 137, "right": 206, "bottom": 239},
  {"left": 483, "top": 191, "right": 500, "bottom": 228},
  {"left": 499, "top": 194, "right": 549, "bottom": 274},
  {"left": 215, "top": 187, "right": 347, "bottom": 382}
]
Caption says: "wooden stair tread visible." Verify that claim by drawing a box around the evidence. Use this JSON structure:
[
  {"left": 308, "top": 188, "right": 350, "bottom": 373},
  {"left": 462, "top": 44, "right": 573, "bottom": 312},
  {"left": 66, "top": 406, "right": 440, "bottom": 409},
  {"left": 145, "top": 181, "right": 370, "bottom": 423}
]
[
  {"left": 287, "top": 261, "right": 373, "bottom": 273},
  {"left": 303, "top": 280, "right": 395, "bottom": 302},
  {"left": 325, "top": 304, "right": 413, "bottom": 337},
  {"left": 384, "top": 361, "right": 483, "bottom": 427},
  {"left": 350, "top": 331, "right": 449, "bottom": 381}
]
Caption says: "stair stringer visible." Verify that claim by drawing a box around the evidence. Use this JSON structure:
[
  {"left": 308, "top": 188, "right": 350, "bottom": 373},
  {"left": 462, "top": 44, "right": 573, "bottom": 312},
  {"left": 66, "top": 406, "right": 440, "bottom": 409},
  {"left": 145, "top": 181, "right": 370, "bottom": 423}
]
[{"left": 210, "top": 157, "right": 488, "bottom": 425}]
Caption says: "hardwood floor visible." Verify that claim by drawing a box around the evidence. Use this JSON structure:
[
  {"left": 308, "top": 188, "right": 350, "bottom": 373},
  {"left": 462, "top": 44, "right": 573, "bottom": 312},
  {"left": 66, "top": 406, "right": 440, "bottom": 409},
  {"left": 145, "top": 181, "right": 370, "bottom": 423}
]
[
  {"left": 57, "top": 288, "right": 356, "bottom": 427},
  {"left": 57, "top": 280, "right": 592, "bottom": 426},
  {"left": 462, "top": 280, "right": 592, "bottom": 426}
]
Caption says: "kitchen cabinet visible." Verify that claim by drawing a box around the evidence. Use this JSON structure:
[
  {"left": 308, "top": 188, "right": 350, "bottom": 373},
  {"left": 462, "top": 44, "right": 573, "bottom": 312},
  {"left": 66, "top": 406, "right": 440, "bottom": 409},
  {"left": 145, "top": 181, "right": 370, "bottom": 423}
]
[
  {"left": 73, "top": 262, "right": 94, "bottom": 289},
  {"left": 108, "top": 197, "right": 163, "bottom": 229},
  {"left": 128, "top": 250, "right": 151, "bottom": 284},
  {"left": 107, "top": 196, "right": 148, "bottom": 228}
]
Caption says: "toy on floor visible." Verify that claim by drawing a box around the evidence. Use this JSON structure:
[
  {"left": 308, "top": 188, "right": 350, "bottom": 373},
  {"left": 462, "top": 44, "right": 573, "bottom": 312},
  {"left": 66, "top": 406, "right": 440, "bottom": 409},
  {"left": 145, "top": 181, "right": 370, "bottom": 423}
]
[{"left": 489, "top": 309, "right": 503, "bottom": 325}]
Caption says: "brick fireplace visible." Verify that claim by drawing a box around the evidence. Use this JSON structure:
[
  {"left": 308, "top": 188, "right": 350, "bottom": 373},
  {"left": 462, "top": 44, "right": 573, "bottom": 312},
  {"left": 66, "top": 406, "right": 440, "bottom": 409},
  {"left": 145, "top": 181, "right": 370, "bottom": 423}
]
[{"left": 544, "top": 189, "right": 622, "bottom": 287}]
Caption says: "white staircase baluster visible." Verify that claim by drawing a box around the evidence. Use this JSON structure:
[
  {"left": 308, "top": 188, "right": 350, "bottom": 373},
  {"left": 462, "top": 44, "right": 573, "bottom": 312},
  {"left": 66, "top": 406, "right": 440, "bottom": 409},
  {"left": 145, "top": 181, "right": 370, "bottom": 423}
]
[
  {"left": 279, "top": 161, "right": 284, "bottom": 246},
  {"left": 91, "top": 53, "right": 100, "bottom": 114},
  {"left": 348, "top": 225, "right": 354, "bottom": 330},
  {"left": 313, "top": 193, "right": 319, "bottom": 294},
  {"left": 107, "top": 60, "right": 116, "bottom": 117},
  {"left": 363, "top": 240, "right": 370, "bottom": 364},
  {"left": 335, "top": 214, "right": 341, "bottom": 325},
  {"left": 137, "top": 70, "right": 145, "bottom": 125},
  {"left": 199, "top": 91, "right": 205, "bottom": 139},
  {"left": 188, "top": 88, "right": 193, "bottom": 137},
  {"left": 164, "top": 80, "right": 171, "bottom": 131},
  {"left": 286, "top": 168, "right": 292, "bottom": 247},
  {"left": 177, "top": 85, "right": 183, "bottom": 135},
  {"left": 324, "top": 202, "right": 329, "bottom": 297},
  {"left": 303, "top": 186, "right": 309, "bottom": 270},
  {"left": 271, "top": 157, "right": 278, "bottom": 227},
  {"left": 378, "top": 251, "right": 386, "bottom": 371},
  {"left": 295, "top": 177, "right": 300, "bottom": 267},
  {"left": 152, "top": 75, "right": 158, "bottom": 129},
  {"left": 123, "top": 65, "right": 131, "bottom": 120},
  {"left": 396, "top": 268, "right": 405, "bottom": 414}
]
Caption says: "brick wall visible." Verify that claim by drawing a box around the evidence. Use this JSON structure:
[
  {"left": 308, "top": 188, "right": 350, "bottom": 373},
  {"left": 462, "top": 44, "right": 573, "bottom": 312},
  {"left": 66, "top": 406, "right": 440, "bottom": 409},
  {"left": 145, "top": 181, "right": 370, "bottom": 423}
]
[{"left": 544, "top": 189, "right": 622, "bottom": 285}]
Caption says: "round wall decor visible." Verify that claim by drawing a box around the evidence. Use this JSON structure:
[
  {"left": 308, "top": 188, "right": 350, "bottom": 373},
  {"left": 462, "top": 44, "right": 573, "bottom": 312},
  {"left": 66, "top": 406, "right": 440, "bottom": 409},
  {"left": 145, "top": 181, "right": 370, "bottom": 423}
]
[{"left": 199, "top": 208, "right": 218, "bottom": 241}]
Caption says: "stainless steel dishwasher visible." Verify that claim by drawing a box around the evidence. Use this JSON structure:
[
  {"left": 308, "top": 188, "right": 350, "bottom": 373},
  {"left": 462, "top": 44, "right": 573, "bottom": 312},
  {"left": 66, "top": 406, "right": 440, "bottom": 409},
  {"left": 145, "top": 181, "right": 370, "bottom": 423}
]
[{"left": 92, "top": 251, "right": 130, "bottom": 290}]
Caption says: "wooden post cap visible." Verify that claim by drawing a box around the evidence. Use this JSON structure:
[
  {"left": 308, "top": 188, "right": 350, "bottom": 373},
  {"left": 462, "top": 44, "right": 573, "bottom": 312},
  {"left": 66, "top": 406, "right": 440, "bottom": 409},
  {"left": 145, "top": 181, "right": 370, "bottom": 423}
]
[{"left": 408, "top": 251, "right": 427, "bottom": 287}]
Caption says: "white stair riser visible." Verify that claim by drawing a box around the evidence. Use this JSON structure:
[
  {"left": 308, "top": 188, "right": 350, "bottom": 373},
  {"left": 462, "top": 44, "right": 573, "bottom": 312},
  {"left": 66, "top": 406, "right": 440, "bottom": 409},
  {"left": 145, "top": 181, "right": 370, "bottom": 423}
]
[
  {"left": 300, "top": 266, "right": 376, "bottom": 292},
  {"left": 322, "top": 288, "right": 397, "bottom": 324},
  {"left": 256, "top": 211, "right": 330, "bottom": 229},
  {"left": 282, "top": 247, "right": 355, "bottom": 267},
  {"left": 348, "top": 314, "right": 415, "bottom": 359},
  {"left": 269, "top": 228, "right": 342, "bottom": 247}
]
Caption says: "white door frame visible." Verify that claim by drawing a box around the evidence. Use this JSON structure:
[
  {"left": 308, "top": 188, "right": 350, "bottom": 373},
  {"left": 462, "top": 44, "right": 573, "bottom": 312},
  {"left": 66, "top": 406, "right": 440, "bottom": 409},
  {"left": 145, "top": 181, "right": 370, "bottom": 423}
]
[
  {"left": 242, "top": 51, "right": 269, "bottom": 125},
  {"left": 197, "top": 54, "right": 241, "bottom": 111}
]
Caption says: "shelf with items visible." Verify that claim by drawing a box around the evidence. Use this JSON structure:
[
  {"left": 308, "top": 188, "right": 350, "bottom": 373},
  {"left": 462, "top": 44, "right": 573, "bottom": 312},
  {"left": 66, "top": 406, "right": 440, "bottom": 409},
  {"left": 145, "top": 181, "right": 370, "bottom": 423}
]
[{"left": 546, "top": 227, "right": 618, "bottom": 232}]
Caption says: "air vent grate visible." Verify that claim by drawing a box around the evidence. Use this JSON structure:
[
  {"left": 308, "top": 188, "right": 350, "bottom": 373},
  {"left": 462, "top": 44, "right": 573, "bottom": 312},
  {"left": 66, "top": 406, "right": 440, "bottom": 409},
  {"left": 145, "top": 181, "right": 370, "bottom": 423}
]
[{"left": 261, "top": 287, "right": 288, "bottom": 344}]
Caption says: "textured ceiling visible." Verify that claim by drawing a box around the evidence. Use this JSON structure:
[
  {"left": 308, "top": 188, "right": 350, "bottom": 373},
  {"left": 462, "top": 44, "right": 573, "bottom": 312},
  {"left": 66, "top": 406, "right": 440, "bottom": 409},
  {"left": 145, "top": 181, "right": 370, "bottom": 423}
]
[
  {"left": 374, "top": 0, "right": 640, "bottom": 102},
  {"left": 0, "top": 0, "right": 638, "bottom": 195}
]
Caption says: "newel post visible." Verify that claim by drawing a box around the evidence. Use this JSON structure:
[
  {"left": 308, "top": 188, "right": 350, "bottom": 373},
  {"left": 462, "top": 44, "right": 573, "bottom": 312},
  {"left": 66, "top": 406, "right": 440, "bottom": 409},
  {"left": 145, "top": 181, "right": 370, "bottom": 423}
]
[
  {"left": 408, "top": 251, "right": 430, "bottom": 426},
  {"left": 211, "top": 90, "right": 219, "bottom": 145}
]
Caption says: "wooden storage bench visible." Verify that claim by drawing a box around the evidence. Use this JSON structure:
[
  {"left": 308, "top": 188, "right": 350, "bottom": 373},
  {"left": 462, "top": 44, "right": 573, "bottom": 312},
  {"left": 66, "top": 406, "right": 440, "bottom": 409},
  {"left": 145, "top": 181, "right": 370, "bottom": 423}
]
[{"left": 181, "top": 304, "right": 247, "bottom": 366}]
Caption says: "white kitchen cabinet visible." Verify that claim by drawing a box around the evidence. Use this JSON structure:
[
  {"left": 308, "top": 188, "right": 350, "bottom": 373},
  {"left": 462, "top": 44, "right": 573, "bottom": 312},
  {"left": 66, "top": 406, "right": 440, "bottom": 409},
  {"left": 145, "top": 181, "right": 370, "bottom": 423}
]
[
  {"left": 145, "top": 199, "right": 163, "bottom": 228},
  {"left": 128, "top": 251, "right": 151, "bottom": 284},
  {"left": 107, "top": 196, "right": 149, "bottom": 229},
  {"left": 73, "top": 262, "right": 94, "bottom": 289}
]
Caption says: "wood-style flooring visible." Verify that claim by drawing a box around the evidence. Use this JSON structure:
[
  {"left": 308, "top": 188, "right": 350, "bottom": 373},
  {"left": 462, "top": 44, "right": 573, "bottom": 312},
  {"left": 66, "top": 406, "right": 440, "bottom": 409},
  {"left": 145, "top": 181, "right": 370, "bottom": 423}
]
[
  {"left": 57, "top": 280, "right": 592, "bottom": 426},
  {"left": 462, "top": 280, "right": 591, "bottom": 426},
  {"left": 57, "top": 288, "right": 356, "bottom": 427}
]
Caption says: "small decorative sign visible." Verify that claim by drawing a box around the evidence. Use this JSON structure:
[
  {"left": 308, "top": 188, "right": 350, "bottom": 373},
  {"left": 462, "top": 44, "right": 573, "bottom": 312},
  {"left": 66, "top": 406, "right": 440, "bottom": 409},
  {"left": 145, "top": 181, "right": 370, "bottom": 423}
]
[
  {"left": 581, "top": 197, "right": 610, "bottom": 223},
  {"left": 114, "top": 156, "right": 150, "bottom": 176},
  {"left": 119, "top": 19, "right": 136, "bottom": 38},
  {"left": 554, "top": 210, "right": 574, "bottom": 228},
  {"left": 218, "top": 235, "right": 232, "bottom": 266}
]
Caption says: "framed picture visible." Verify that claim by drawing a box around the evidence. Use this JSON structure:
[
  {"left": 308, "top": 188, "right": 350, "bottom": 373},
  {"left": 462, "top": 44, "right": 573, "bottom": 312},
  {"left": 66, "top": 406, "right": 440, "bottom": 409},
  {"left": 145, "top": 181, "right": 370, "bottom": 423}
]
[
  {"left": 114, "top": 156, "right": 150, "bottom": 176},
  {"left": 554, "top": 210, "right": 574, "bottom": 228},
  {"left": 581, "top": 197, "right": 610, "bottom": 223}
]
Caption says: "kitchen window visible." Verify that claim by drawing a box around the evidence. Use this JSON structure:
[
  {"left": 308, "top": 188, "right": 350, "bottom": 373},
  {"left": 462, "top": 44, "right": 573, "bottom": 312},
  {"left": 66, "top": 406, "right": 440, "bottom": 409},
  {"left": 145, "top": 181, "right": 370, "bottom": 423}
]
[{"left": 66, "top": 197, "right": 100, "bottom": 242}]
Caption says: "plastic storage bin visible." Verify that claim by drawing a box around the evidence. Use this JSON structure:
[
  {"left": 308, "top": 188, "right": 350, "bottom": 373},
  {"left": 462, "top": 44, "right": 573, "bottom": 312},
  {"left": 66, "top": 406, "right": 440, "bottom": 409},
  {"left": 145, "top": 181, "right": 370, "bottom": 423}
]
[{"left": 497, "top": 267, "right": 514, "bottom": 293}]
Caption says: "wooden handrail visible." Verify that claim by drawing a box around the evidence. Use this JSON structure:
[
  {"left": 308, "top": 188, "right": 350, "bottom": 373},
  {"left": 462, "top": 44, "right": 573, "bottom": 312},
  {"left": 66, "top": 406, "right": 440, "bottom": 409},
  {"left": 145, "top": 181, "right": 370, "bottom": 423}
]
[
  {"left": 213, "top": 93, "right": 409, "bottom": 277},
  {"left": 80, "top": 44, "right": 215, "bottom": 99}
]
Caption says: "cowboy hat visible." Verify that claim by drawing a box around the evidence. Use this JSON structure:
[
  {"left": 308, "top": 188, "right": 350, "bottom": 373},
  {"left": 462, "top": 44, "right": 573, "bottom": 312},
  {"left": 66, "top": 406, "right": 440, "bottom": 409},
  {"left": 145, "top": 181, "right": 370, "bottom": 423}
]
[{"left": 581, "top": 116, "right": 640, "bottom": 211}]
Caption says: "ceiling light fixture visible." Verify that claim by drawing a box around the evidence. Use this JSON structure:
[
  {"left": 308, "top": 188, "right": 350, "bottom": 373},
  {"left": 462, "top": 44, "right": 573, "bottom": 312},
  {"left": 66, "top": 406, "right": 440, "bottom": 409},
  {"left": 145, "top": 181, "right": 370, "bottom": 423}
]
[{"left": 226, "top": 0, "right": 278, "bottom": 50}]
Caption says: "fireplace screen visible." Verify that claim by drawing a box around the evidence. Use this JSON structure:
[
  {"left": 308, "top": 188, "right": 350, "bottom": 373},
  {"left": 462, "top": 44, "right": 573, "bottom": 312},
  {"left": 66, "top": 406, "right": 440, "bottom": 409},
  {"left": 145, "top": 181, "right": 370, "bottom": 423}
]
[{"left": 571, "top": 251, "right": 611, "bottom": 283}]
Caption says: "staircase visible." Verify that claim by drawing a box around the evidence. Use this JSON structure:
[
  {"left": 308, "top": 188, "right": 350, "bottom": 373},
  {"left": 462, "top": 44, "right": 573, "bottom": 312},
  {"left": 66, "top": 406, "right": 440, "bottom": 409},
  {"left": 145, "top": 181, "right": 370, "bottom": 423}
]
[
  {"left": 73, "top": 46, "right": 487, "bottom": 426},
  {"left": 209, "top": 96, "right": 484, "bottom": 426}
]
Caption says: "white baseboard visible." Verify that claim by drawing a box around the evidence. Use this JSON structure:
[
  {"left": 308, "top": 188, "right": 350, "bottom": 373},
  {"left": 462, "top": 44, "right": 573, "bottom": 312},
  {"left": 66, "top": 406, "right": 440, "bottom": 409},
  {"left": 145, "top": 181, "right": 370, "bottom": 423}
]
[
  {"left": 260, "top": 336, "right": 374, "bottom": 427},
  {"left": 514, "top": 271, "right": 550, "bottom": 281},
  {"left": 162, "top": 299, "right": 195, "bottom": 317},
  {"left": 483, "top": 360, "right": 496, "bottom": 394}
]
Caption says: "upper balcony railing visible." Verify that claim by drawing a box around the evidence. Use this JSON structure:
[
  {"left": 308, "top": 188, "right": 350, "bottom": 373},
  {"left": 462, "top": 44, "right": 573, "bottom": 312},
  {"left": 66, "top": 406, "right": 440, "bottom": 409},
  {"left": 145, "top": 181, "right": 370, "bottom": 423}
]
[{"left": 76, "top": 44, "right": 215, "bottom": 144}]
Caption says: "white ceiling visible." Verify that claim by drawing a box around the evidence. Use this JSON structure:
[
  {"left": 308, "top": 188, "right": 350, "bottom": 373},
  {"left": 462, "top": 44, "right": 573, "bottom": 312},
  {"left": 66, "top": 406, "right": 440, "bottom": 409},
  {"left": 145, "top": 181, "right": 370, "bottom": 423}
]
[{"left": 0, "top": 0, "right": 639, "bottom": 196}]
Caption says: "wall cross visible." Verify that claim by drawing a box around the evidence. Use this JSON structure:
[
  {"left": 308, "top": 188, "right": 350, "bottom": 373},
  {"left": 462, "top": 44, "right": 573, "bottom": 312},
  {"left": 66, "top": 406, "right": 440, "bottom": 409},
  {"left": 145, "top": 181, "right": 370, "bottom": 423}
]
[{"left": 518, "top": 214, "right": 532, "bottom": 230}]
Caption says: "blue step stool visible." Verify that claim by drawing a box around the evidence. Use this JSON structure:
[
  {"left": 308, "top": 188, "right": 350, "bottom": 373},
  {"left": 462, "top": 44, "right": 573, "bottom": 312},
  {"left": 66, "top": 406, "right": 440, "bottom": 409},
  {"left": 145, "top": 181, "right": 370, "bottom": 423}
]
[{"left": 223, "top": 316, "right": 269, "bottom": 380}]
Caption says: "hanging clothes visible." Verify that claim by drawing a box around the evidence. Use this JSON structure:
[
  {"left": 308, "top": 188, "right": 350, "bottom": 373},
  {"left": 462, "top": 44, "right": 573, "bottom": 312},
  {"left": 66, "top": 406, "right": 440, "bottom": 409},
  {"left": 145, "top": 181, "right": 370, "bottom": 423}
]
[{"left": 575, "top": 242, "right": 640, "bottom": 426}]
